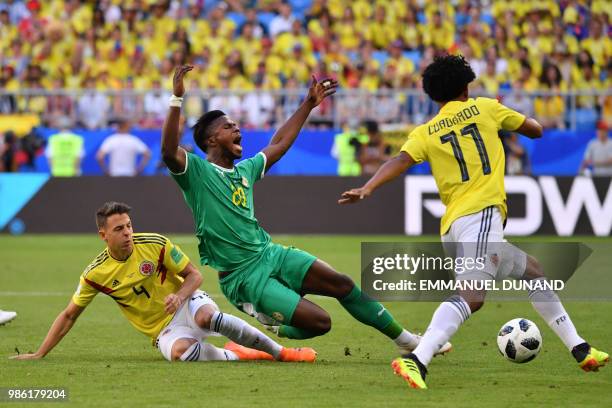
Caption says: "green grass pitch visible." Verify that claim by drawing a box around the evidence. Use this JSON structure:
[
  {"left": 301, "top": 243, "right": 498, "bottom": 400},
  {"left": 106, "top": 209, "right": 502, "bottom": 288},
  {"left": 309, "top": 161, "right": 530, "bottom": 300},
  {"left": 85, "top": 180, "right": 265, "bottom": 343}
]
[{"left": 1, "top": 235, "right": 610, "bottom": 407}]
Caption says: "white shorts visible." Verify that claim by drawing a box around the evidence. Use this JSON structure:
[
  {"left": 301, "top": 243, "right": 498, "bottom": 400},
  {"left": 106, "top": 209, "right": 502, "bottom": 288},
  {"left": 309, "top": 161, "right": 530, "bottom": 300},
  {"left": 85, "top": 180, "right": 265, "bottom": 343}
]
[
  {"left": 156, "top": 290, "right": 219, "bottom": 361},
  {"left": 441, "top": 206, "right": 527, "bottom": 280}
]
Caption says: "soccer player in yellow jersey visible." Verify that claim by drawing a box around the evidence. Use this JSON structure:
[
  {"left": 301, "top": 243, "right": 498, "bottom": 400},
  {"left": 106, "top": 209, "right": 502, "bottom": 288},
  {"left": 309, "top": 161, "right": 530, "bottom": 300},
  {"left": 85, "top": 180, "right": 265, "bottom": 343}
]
[
  {"left": 340, "top": 55, "right": 608, "bottom": 389},
  {"left": 11, "top": 202, "right": 315, "bottom": 363}
]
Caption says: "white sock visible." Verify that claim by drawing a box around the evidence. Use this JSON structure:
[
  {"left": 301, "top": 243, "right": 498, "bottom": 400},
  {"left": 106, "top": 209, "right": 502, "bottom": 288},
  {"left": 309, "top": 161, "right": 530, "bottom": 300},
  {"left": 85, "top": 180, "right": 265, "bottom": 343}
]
[
  {"left": 528, "top": 279, "right": 585, "bottom": 350},
  {"left": 393, "top": 329, "right": 419, "bottom": 349},
  {"left": 180, "top": 342, "right": 239, "bottom": 361},
  {"left": 210, "top": 311, "right": 283, "bottom": 359},
  {"left": 413, "top": 295, "right": 471, "bottom": 367}
]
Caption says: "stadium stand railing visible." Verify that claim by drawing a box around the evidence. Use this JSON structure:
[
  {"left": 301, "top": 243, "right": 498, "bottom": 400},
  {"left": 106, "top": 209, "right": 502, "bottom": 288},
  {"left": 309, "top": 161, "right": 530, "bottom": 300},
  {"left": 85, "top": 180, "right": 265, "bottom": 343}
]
[{"left": 0, "top": 88, "right": 610, "bottom": 132}]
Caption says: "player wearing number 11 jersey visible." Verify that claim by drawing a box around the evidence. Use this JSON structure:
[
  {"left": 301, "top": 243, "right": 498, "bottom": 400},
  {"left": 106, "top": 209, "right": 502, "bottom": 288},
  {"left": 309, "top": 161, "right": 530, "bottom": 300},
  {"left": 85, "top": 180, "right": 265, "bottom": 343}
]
[{"left": 340, "top": 55, "right": 608, "bottom": 389}]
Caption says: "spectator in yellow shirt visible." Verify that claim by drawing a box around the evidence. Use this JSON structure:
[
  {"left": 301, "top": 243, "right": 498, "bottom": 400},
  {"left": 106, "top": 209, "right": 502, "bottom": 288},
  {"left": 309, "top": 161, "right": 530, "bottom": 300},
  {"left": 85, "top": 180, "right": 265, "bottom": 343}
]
[
  {"left": 518, "top": 60, "right": 540, "bottom": 92},
  {"left": 385, "top": 40, "right": 415, "bottom": 78},
  {"left": 180, "top": 4, "right": 210, "bottom": 46},
  {"left": 351, "top": 0, "right": 372, "bottom": 25},
  {"left": 580, "top": 19, "right": 611, "bottom": 69},
  {"left": 235, "top": 23, "right": 262, "bottom": 72},
  {"left": 476, "top": 60, "right": 501, "bottom": 96},
  {"left": 256, "top": 37, "right": 283, "bottom": 78},
  {"left": 227, "top": 60, "right": 253, "bottom": 91},
  {"left": 573, "top": 62, "right": 602, "bottom": 109},
  {"left": 149, "top": 2, "right": 176, "bottom": 42},
  {"left": 520, "top": 22, "right": 553, "bottom": 60},
  {"left": 422, "top": 11, "right": 454, "bottom": 51},
  {"left": 551, "top": 22, "right": 579, "bottom": 56},
  {"left": 282, "top": 44, "right": 317, "bottom": 84},
  {"left": 274, "top": 20, "right": 313, "bottom": 57},
  {"left": 366, "top": 4, "right": 396, "bottom": 49},
  {"left": 359, "top": 60, "right": 380, "bottom": 92},
  {"left": 534, "top": 63, "right": 566, "bottom": 129},
  {"left": 334, "top": 7, "right": 361, "bottom": 51},
  {"left": 399, "top": 7, "right": 421, "bottom": 51}
]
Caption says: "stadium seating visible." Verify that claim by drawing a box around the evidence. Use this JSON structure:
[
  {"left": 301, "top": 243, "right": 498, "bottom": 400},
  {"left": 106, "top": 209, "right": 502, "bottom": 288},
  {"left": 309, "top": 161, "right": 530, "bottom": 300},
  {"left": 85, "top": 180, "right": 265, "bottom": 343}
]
[{"left": 0, "top": 0, "right": 609, "bottom": 176}]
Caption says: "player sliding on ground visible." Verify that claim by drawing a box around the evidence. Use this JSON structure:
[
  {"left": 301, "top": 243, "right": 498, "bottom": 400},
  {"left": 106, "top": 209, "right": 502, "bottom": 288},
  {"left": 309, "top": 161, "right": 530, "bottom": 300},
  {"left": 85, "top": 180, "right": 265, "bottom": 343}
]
[
  {"left": 161, "top": 65, "right": 450, "bottom": 356},
  {"left": 340, "top": 55, "right": 608, "bottom": 389},
  {"left": 11, "top": 202, "right": 315, "bottom": 363}
]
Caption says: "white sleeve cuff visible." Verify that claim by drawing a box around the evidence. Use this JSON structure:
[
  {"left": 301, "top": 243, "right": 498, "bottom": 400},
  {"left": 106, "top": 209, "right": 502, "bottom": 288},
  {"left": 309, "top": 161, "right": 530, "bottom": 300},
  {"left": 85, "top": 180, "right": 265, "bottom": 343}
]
[
  {"left": 258, "top": 151, "right": 267, "bottom": 179},
  {"left": 169, "top": 148, "right": 189, "bottom": 175}
]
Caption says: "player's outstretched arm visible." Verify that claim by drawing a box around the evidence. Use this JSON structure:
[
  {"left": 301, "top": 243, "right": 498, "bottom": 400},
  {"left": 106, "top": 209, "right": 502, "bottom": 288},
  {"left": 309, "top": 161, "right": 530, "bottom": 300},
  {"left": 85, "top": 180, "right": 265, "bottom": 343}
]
[
  {"left": 161, "top": 65, "right": 193, "bottom": 174},
  {"left": 262, "top": 75, "right": 338, "bottom": 171},
  {"left": 515, "top": 117, "right": 543, "bottom": 139},
  {"left": 339, "top": 151, "right": 415, "bottom": 204},
  {"left": 10, "top": 301, "right": 85, "bottom": 360}
]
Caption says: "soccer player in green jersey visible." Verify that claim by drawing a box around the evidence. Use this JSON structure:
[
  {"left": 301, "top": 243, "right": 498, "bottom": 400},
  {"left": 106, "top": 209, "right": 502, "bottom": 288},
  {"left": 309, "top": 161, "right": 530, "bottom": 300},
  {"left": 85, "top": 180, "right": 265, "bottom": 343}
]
[{"left": 161, "top": 65, "right": 451, "bottom": 356}]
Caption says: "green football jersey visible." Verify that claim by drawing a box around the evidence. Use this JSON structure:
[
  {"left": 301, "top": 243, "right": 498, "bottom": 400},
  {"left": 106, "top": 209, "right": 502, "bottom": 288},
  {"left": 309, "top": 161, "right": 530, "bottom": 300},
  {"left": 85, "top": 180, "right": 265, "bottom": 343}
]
[{"left": 171, "top": 151, "right": 271, "bottom": 271}]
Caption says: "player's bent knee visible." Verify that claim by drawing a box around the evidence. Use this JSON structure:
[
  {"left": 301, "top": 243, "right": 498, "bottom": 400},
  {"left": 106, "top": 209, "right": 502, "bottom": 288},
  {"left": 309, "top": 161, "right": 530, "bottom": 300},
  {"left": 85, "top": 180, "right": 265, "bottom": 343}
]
[
  {"left": 337, "top": 273, "right": 355, "bottom": 294},
  {"left": 170, "top": 338, "right": 198, "bottom": 362},
  {"left": 194, "top": 304, "right": 218, "bottom": 330},
  {"left": 523, "top": 255, "right": 545, "bottom": 280},
  {"left": 311, "top": 312, "right": 332, "bottom": 334},
  {"left": 324, "top": 271, "right": 354, "bottom": 299},
  {"left": 467, "top": 300, "right": 484, "bottom": 313}
]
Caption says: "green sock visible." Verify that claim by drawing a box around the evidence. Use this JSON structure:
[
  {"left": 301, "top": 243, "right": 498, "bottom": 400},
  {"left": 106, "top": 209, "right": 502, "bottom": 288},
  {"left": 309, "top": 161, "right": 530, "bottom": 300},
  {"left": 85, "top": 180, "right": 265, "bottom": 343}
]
[
  {"left": 340, "top": 284, "right": 403, "bottom": 339},
  {"left": 278, "top": 325, "right": 321, "bottom": 339}
]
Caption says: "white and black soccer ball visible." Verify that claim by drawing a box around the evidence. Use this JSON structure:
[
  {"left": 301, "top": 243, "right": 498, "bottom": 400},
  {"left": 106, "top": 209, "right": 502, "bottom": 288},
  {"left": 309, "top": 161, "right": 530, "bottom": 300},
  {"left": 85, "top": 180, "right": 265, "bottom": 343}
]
[{"left": 497, "top": 318, "right": 542, "bottom": 363}]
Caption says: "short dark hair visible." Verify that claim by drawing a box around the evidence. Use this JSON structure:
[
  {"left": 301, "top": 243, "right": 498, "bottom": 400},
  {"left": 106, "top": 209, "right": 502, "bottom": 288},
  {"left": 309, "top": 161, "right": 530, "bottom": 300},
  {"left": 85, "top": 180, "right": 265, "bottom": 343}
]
[
  {"left": 422, "top": 54, "right": 475, "bottom": 103},
  {"left": 192, "top": 110, "right": 226, "bottom": 152},
  {"left": 96, "top": 201, "right": 131, "bottom": 228},
  {"left": 363, "top": 120, "right": 379, "bottom": 134}
]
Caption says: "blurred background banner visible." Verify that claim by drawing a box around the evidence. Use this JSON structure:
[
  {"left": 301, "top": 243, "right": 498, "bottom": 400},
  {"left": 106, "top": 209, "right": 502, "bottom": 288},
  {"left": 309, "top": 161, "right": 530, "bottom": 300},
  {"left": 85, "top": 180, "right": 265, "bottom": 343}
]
[
  {"left": 2, "top": 174, "right": 609, "bottom": 236},
  {"left": 0, "top": 125, "right": 601, "bottom": 176}
]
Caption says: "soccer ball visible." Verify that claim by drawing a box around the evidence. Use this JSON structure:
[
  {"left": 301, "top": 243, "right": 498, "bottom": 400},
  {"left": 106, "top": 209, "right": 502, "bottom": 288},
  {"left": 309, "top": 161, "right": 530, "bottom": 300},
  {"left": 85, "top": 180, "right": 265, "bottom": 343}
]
[{"left": 497, "top": 318, "right": 542, "bottom": 363}]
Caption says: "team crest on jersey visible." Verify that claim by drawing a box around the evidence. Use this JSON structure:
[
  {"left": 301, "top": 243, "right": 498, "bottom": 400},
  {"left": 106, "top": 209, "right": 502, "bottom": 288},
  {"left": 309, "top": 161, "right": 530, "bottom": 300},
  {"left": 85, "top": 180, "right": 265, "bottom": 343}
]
[
  {"left": 271, "top": 312, "right": 284, "bottom": 322},
  {"left": 139, "top": 260, "right": 155, "bottom": 276},
  {"left": 241, "top": 176, "right": 249, "bottom": 188}
]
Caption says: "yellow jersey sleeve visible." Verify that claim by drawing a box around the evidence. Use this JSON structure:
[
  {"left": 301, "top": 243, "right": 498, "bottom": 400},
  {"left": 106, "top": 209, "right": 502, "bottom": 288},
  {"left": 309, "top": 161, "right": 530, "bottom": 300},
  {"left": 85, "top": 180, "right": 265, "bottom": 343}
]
[
  {"left": 72, "top": 275, "right": 98, "bottom": 307},
  {"left": 491, "top": 99, "right": 526, "bottom": 131},
  {"left": 162, "top": 238, "right": 191, "bottom": 276},
  {"left": 400, "top": 126, "right": 428, "bottom": 163}
]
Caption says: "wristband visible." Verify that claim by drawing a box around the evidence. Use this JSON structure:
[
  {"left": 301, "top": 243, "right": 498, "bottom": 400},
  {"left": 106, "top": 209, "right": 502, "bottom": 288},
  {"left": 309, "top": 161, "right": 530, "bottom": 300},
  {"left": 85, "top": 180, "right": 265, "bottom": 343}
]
[{"left": 169, "top": 95, "right": 184, "bottom": 107}]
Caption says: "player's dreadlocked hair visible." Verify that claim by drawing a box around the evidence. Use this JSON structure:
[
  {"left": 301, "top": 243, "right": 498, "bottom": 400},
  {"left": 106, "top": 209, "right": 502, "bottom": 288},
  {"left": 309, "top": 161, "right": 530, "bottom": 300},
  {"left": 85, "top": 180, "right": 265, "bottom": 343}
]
[
  {"left": 192, "top": 110, "right": 226, "bottom": 153},
  {"left": 422, "top": 54, "right": 476, "bottom": 103},
  {"left": 96, "top": 202, "right": 132, "bottom": 228}
]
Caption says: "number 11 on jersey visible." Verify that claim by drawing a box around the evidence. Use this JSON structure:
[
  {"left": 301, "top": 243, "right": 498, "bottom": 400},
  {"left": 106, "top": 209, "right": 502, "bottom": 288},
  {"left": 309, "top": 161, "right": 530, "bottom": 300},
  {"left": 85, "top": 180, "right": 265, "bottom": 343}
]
[{"left": 440, "top": 123, "right": 491, "bottom": 182}]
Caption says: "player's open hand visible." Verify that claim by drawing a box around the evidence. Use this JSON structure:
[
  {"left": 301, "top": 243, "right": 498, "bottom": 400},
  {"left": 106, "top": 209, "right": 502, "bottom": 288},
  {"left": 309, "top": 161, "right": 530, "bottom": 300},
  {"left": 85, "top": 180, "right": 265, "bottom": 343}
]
[
  {"left": 306, "top": 75, "right": 338, "bottom": 107},
  {"left": 9, "top": 353, "right": 42, "bottom": 360},
  {"left": 164, "top": 293, "right": 182, "bottom": 314},
  {"left": 172, "top": 65, "right": 193, "bottom": 97},
  {"left": 338, "top": 187, "right": 371, "bottom": 204}
]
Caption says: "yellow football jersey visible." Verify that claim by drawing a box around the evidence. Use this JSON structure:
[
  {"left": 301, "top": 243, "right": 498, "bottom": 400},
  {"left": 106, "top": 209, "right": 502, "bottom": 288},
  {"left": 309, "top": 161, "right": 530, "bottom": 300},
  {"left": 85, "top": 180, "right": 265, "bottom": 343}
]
[
  {"left": 72, "top": 233, "right": 190, "bottom": 340},
  {"left": 401, "top": 97, "right": 525, "bottom": 235}
]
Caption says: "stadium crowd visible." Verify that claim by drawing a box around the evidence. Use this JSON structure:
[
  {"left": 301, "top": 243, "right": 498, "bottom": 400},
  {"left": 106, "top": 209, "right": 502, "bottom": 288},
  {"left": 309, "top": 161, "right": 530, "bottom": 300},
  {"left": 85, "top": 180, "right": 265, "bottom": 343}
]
[{"left": 0, "top": 0, "right": 610, "bottom": 130}]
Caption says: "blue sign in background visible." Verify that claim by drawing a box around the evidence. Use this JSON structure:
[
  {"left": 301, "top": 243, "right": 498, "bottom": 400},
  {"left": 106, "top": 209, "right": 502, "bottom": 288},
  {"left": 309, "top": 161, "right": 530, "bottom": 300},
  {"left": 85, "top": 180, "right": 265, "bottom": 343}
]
[{"left": 24, "top": 127, "right": 599, "bottom": 176}]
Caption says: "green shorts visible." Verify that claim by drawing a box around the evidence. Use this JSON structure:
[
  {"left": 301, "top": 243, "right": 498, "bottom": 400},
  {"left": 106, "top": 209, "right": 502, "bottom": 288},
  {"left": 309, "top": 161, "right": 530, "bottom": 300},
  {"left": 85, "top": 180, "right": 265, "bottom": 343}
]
[{"left": 219, "top": 243, "right": 316, "bottom": 325}]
